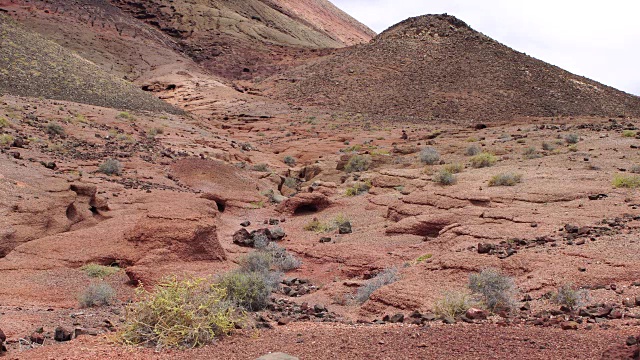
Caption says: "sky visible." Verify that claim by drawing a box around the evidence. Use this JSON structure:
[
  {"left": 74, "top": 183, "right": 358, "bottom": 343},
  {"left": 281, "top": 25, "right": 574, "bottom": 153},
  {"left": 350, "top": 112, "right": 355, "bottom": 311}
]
[{"left": 332, "top": 0, "right": 640, "bottom": 96}]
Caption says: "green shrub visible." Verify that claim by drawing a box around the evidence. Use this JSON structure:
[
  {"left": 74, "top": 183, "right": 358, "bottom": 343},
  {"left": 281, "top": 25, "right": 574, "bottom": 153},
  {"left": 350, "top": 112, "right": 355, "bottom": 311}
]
[
  {"left": 542, "top": 142, "right": 556, "bottom": 151},
  {"left": 265, "top": 243, "right": 302, "bottom": 272},
  {"left": 434, "top": 291, "right": 474, "bottom": 319},
  {"left": 99, "top": 158, "right": 123, "bottom": 176},
  {"left": 443, "top": 163, "right": 464, "bottom": 174},
  {"left": 344, "top": 155, "right": 371, "bottom": 173},
  {"left": 622, "top": 130, "right": 637, "bottom": 138},
  {"left": 415, "top": 254, "right": 433, "bottom": 263},
  {"left": 119, "top": 277, "right": 240, "bottom": 349},
  {"left": 0, "top": 134, "right": 14, "bottom": 146},
  {"left": 465, "top": 145, "right": 481, "bottom": 156},
  {"left": 304, "top": 219, "right": 331, "bottom": 233},
  {"left": 468, "top": 268, "right": 517, "bottom": 312},
  {"left": 564, "top": 133, "right": 580, "bottom": 144},
  {"left": 0, "top": 117, "right": 10, "bottom": 128},
  {"left": 79, "top": 283, "right": 116, "bottom": 308},
  {"left": 117, "top": 111, "right": 135, "bottom": 121},
  {"left": 522, "top": 147, "right": 542, "bottom": 159},
  {"left": 354, "top": 267, "right": 399, "bottom": 304},
  {"left": 612, "top": 174, "right": 640, "bottom": 188},
  {"left": 630, "top": 165, "right": 640, "bottom": 174},
  {"left": 283, "top": 156, "right": 296, "bottom": 166},
  {"left": 81, "top": 263, "right": 119, "bottom": 278},
  {"left": 419, "top": 147, "right": 440, "bottom": 165},
  {"left": 46, "top": 122, "right": 65, "bottom": 137},
  {"left": 433, "top": 169, "right": 457, "bottom": 186},
  {"left": 251, "top": 163, "right": 270, "bottom": 172},
  {"left": 216, "top": 271, "right": 280, "bottom": 311},
  {"left": 239, "top": 252, "right": 273, "bottom": 273},
  {"left": 147, "top": 127, "right": 164, "bottom": 139},
  {"left": 283, "top": 177, "right": 298, "bottom": 189},
  {"left": 488, "top": 173, "right": 522, "bottom": 186},
  {"left": 470, "top": 152, "right": 497, "bottom": 168},
  {"left": 552, "top": 284, "right": 590, "bottom": 310},
  {"left": 345, "top": 181, "right": 372, "bottom": 196}
]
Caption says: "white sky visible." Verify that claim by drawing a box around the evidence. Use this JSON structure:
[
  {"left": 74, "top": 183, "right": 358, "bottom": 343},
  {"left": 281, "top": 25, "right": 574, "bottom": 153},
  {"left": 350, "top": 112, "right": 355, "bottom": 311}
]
[{"left": 332, "top": 0, "right": 640, "bottom": 96}]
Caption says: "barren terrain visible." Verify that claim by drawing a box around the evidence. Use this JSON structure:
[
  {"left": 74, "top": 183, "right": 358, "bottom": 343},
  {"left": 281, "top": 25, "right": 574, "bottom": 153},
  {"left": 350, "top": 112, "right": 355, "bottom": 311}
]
[{"left": 0, "top": 1, "right": 639, "bottom": 359}]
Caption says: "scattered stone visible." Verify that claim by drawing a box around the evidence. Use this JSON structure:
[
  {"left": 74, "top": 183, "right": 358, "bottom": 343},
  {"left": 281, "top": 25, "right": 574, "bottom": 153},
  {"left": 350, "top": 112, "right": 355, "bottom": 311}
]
[
  {"left": 465, "top": 308, "right": 489, "bottom": 320},
  {"left": 627, "top": 336, "right": 638, "bottom": 346},
  {"left": 54, "top": 326, "right": 73, "bottom": 342},
  {"left": 277, "top": 317, "right": 291, "bottom": 326},
  {"left": 564, "top": 224, "right": 579, "bottom": 234},
  {"left": 442, "top": 317, "right": 456, "bottom": 325},
  {"left": 269, "top": 227, "right": 286, "bottom": 241},
  {"left": 30, "top": 332, "right": 45, "bottom": 344},
  {"left": 240, "top": 221, "right": 251, "bottom": 227},
  {"left": 319, "top": 237, "right": 332, "bottom": 243},
  {"left": 338, "top": 221, "right": 352, "bottom": 234},
  {"left": 232, "top": 228, "right": 253, "bottom": 247},
  {"left": 477, "top": 243, "right": 495, "bottom": 254},
  {"left": 388, "top": 313, "right": 404, "bottom": 323},
  {"left": 561, "top": 321, "right": 578, "bottom": 330}
]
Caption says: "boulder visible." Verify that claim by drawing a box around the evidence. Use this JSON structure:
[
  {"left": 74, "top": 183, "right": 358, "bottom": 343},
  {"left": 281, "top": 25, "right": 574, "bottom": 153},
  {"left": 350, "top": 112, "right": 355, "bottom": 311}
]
[
  {"left": 54, "top": 326, "right": 73, "bottom": 342},
  {"left": 233, "top": 228, "right": 253, "bottom": 247}
]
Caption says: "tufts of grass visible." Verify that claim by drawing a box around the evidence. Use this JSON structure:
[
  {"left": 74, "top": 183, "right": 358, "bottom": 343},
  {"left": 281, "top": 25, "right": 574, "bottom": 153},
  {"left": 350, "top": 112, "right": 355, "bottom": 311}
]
[
  {"left": 465, "top": 145, "right": 481, "bottom": 156},
  {"left": 251, "top": 163, "right": 270, "bottom": 172},
  {"left": 433, "top": 169, "right": 457, "bottom": 186},
  {"left": 434, "top": 291, "right": 475, "bottom": 319},
  {"left": 79, "top": 282, "right": 116, "bottom": 308},
  {"left": 552, "top": 284, "right": 590, "bottom": 310},
  {"left": 564, "top": 133, "right": 580, "bottom": 144},
  {"left": 470, "top": 152, "right": 497, "bottom": 168},
  {"left": 119, "top": 277, "right": 241, "bottom": 349},
  {"left": 630, "top": 165, "right": 640, "bottom": 174},
  {"left": 612, "top": 174, "right": 640, "bottom": 188},
  {"left": 345, "top": 181, "right": 372, "bottom": 196},
  {"left": 443, "top": 163, "right": 464, "bottom": 174},
  {"left": 283, "top": 156, "right": 296, "bottom": 166},
  {"left": 217, "top": 271, "right": 280, "bottom": 312},
  {"left": 0, "top": 117, "right": 10, "bottom": 128},
  {"left": 542, "top": 142, "right": 556, "bottom": 151},
  {"left": 99, "top": 158, "right": 123, "bottom": 176},
  {"left": 146, "top": 127, "right": 164, "bottom": 139},
  {"left": 468, "top": 268, "right": 517, "bottom": 313},
  {"left": 344, "top": 155, "right": 371, "bottom": 173},
  {"left": 81, "top": 263, "right": 119, "bottom": 278},
  {"left": 117, "top": 112, "right": 136, "bottom": 121},
  {"left": 622, "top": 130, "right": 637, "bottom": 138},
  {"left": 354, "top": 267, "right": 399, "bottom": 304},
  {"left": 46, "top": 122, "right": 65, "bottom": 137},
  {"left": 415, "top": 254, "right": 433, "bottom": 263},
  {"left": 0, "top": 134, "right": 14, "bottom": 146},
  {"left": 522, "top": 147, "right": 542, "bottom": 159},
  {"left": 419, "top": 147, "right": 440, "bottom": 165},
  {"left": 488, "top": 173, "right": 522, "bottom": 187}
]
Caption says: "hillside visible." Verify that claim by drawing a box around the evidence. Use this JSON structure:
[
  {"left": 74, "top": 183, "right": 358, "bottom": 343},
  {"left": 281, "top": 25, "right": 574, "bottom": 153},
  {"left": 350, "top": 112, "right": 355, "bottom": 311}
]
[
  {"left": 260, "top": 14, "right": 640, "bottom": 122},
  {"left": 110, "top": 0, "right": 376, "bottom": 79},
  {"left": 0, "top": 14, "right": 181, "bottom": 114}
]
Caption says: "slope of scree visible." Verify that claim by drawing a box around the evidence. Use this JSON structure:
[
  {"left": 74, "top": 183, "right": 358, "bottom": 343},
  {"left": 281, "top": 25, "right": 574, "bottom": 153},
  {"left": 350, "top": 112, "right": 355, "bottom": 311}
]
[
  {"left": 0, "top": 14, "right": 182, "bottom": 114},
  {"left": 260, "top": 14, "right": 640, "bottom": 122},
  {"left": 109, "top": 0, "right": 376, "bottom": 80}
]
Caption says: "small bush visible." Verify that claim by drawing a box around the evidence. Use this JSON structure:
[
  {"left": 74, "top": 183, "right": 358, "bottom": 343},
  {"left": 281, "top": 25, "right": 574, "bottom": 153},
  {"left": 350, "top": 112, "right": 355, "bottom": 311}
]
[
  {"left": 489, "top": 173, "right": 522, "bottom": 187},
  {"left": 433, "top": 169, "right": 457, "bottom": 186},
  {"left": 564, "top": 133, "right": 580, "bottom": 144},
  {"left": 119, "top": 277, "right": 240, "bottom": 349},
  {"left": 567, "top": 144, "right": 578, "bottom": 152},
  {"left": 251, "top": 163, "right": 270, "bottom": 172},
  {"left": 46, "top": 122, "right": 65, "bottom": 137},
  {"left": 470, "top": 152, "right": 497, "bottom": 168},
  {"left": 0, "top": 134, "right": 14, "bottom": 146},
  {"left": 612, "top": 174, "right": 640, "bottom": 188},
  {"left": 434, "top": 291, "right": 474, "bottom": 319},
  {"left": 345, "top": 181, "right": 372, "bottom": 196},
  {"left": 622, "top": 130, "right": 637, "bottom": 138},
  {"left": 304, "top": 219, "right": 332, "bottom": 233},
  {"left": 542, "top": 142, "right": 556, "bottom": 151},
  {"left": 465, "top": 145, "right": 481, "bottom": 156},
  {"left": 354, "top": 267, "right": 399, "bottom": 304},
  {"left": 81, "top": 263, "right": 119, "bottom": 278},
  {"left": 283, "top": 177, "right": 298, "bottom": 189},
  {"left": 79, "top": 283, "right": 116, "bottom": 308},
  {"left": 239, "top": 252, "right": 273, "bottom": 273},
  {"left": 443, "top": 163, "right": 464, "bottom": 174},
  {"left": 345, "top": 155, "right": 371, "bottom": 173},
  {"left": 99, "top": 158, "right": 123, "bottom": 176},
  {"left": 630, "top": 165, "right": 640, "bottom": 174},
  {"left": 419, "top": 147, "right": 440, "bottom": 165},
  {"left": 468, "top": 268, "right": 517, "bottom": 312},
  {"left": 147, "top": 127, "right": 164, "bottom": 139},
  {"left": 217, "top": 270, "right": 280, "bottom": 311},
  {"left": 522, "top": 147, "right": 542, "bottom": 159},
  {"left": 264, "top": 243, "right": 302, "bottom": 272},
  {"left": 0, "top": 117, "right": 10, "bottom": 128},
  {"left": 552, "top": 284, "right": 590, "bottom": 310},
  {"left": 283, "top": 156, "right": 296, "bottom": 166},
  {"left": 117, "top": 112, "right": 135, "bottom": 121}
]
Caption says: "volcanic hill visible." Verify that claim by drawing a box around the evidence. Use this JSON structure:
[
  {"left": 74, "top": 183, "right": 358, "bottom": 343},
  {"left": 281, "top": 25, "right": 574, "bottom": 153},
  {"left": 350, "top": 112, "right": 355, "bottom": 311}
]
[{"left": 260, "top": 14, "right": 640, "bottom": 123}]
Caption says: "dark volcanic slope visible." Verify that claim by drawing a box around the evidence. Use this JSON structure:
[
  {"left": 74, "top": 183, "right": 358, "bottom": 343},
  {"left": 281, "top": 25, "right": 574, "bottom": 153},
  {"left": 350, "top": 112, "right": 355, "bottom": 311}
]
[
  {"left": 261, "top": 14, "right": 640, "bottom": 122},
  {"left": 0, "top": 15, "right": 181, "bottom": 114}
]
